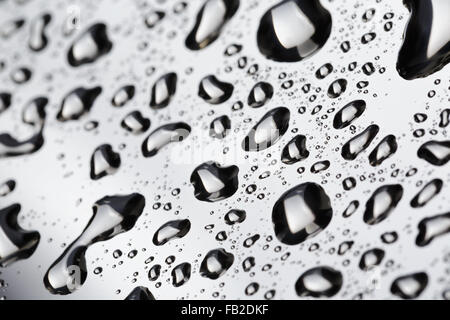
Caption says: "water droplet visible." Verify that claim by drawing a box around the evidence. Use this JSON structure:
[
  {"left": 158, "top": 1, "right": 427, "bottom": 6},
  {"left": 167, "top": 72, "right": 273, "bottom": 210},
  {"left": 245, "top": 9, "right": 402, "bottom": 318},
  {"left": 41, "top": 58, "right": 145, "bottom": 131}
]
[
  {"left": 272, "top": 182, "right": 332, "bottom": 245},
  {"left": 198, "top": 75, "right": 234, "bottom": 104},
  {"left": 257, "top": 0, "right": 332, "bottom": 62},
  {"left": 281, "top": 135, "right": 309, "bottom": 164},
  {"left": 185, "top": 0, "right": 240, "bottom": 50},
  {"left": 90, "top": 144, "right": 121, "bottom": 180},
  {"left": 190, "top": 161, "right": 239, "bottom": 202},
  {"left": 0, "top": 93, "right": 12, "bottom": 114},
  {"left": 152, "top": 219, "right": 191, "bottom": 246},
  {"left": 363, "top": 184, "right": 403, "bottom": 225},
  {"left": 210, "top": 115, "right": 231, "bottom": 139},
  {"left": 171, "top": 262, "right": 191, "bottom": 287},
  {"left": 416, "top": 212, "right": 450, "bottom": 246},
  {"left": 121, "top": 111, "right": 150, "bottom": 134},
  {"left": 112, "top": 85, "right": 135, "bottom": 107},
  {"left": 417, "top": 140, "right": 450, "bottom": 166},
  {"left": 144, "top": 11, "right": 165, "bottom": 28},
  {"left": 341, "top": 125, "right": 379, "bottom": 160},
  {"left": 200, "top": 248, "right": 234, "bottom": 279},
  {"left": 410, "top": 178, "right": 442, "bottom": 208},
  {"left": 150, "top": 73, "right": 177, "bottom": 109},
  {"left": 22, "top": 97, "right": 48, "bottom": 128},
  {"left": 295, "top": 266, "right": 343, "bottom": 298},
  {"left": 247, "top": 82, "right": 274, "bottom": 108},
  {"left": 242, "top": 107, "right": 290, "bottom": 151},
  {"left": 0, "top": 179, "right": 15, "bottom": 197},
  {"left": 359, "top": 248, "right": 385, "bottom": 271},
  {"left": 327, "top": 79, "right": 347, "bottom": 98},
  {"left": 67, "top": 23, "right": 113, "bottom": 67},
  {"left": 29, "top": 13, "right": 51, "bottom": 51},
  {"left": 224, "top": 209, "right": 246, "bottom": 225},
  {"left": 390, "top": 272, "right": 428, "bottom": 299},
  {"left": 44, "top": 193, "right": 145, "bottom": 294},
  {"left": 141, "top": 122, "right": 191, "bottom": 157},
  {"left": 57, "top": 86, "right": 102, "bottom": 121},
  {"left": 368, "top": 135, "right": 398, "bottom": 166},
  {"left": 125, "top": 286, "right": 155, "bottom": 300}
]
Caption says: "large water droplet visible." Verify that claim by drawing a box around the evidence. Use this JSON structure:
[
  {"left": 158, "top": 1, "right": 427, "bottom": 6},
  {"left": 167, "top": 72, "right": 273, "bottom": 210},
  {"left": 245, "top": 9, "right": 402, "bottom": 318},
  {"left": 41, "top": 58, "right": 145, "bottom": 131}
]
[
  {"left": 247, "top": 82, "right": 273, "bottom": 108},
  {"left": 281, "top": 134, "right": 309, "bottom": 164},
  {"left": 390, "top": 272, "right": 428, "bottom": 299},
  {"left": 410, "top": 178, "right": 442, "bottom": 208},
  {"left": 149, "top": 73, "right": 177, "bottom": 109},
  {"left": 0, "top": 204, "right": 40, "bottom": 267},
  {"left": 190, "top": 161, "right": 239, "bottom": 202},
  {"left": 152, "top": 219, "right": 191, "bottom": 246},
  {"left": 90, "top": 144, "right": 121, "bottom": 180},
  {"left": 44, "top": 193, "right": 145, "bottom": 295},
  {"left": 272, "top": 182, "right": 332, "bottom": 245},
  {"left": 417, "top": 140, "right": 450, "bottom": 166},
  {"left": 242, "top": 107, "right": 290, "bottom": 152},
  {"left": 257, "top": 0, "right": 332, "bottom": 62},
  {"left": 333, "top": 100, "right": 366, "bottom": 129},
  {"left": 397, "top": 0, "right": 450, "bottom": 80},
  {"left": 141, "top": 122, "right": 191, "bottom": 157},
  {"left": 341, "top": 125, "right": 379, "bottom": 160},
  {"left": 67, "top": 23, "right": 113, "bottom": 67},
  {"left": 200, "top": 248, "right": 234, "bottom": 279},
  {"left": 295, "top": 266, "right": 343, "bottom": 298},
  {"left": 198, "top": 75, "right": 234, "bottom": 104},
  {"left": 57, "top": 86, "right": 102, "bottom": 121},
  {"left": 185, "top": 0, "right": 240, "bottom": 50},
  {"left": 368, "top": 135, "right": 398, "bottom": 166},
  {"left": 29, "top": 13, "right": 51, "bottom": 52},
  {"left": 363, "top": 184, "right": 403, "bottom": 225},
  {"left": 416, "top": 212, "right": 450, "bottom": 246}
]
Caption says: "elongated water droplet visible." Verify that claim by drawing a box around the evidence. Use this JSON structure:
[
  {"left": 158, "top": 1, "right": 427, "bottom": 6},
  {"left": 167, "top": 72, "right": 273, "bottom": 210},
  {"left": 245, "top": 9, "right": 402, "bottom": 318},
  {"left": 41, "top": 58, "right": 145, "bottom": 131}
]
[
  {"left": 247, "top": 82, "right": 273, "bottom": 108},
  {"left": 141, "top": 122, "right": 191, "bottom": 157},
  {"left": 0, "top": 93, "right": 12, "bottom": 114},
  {"left": 198, "top": 75, "right": 234, "bottom": 104},
  {"left": 410, "top": 178, "right": 442, "bottom": 208},
  {"left": 257, "top": 0, "right": 332, "bottom": 62},
  {"left": 0, "top": 180, "right": 15, "bottom": 197},
  {"left": 310, "top": 160, "right": 330, "bottom": 173},
  {"left": 152, "top": 219, "right": 191, "bottom": 246},
  {"left": 342, "top": 200, "right": 359, "bottom": 218},
  {"left": 363, "top": 184, "right": 403, "bottom": 225},
  {"left": 112, "top": 85, "right": 135, "bottom": 107},
  {"left": 333, "top": 100, "right": 366, "bottom": 129},
  {"left": 0, "top": 204, "right": 40, "bottom": 267},
  {"left": 416, "top": 212, "right": 450, "bottom": 246},
  {"left": 67, "top": 23, "right": 113, "bottom": 67},
  {"left": 272, "top": 182, "right": 332, "bottom": 245},
  {"left": 0, "top": 131, "right": 44, "bottom": 158},
  {"left": 242, "top": 107, "right": 290, "bottom": 152},
  {"left": 90, "top": 144, "right": 121, "bottom": 180},
  {"left": 29, "top": 13, "right": 51, "bottom": 51},
  {"left": 368, "top": 135, "right": 398, "bottom": 166},
  {"left": 121, "top": 111, "right": 150, "bottom": 134},
  {"left": 200, "top": 248, "right": 234, "bottom": 279},
  {"left": 44, "top": 193, "right": 145, "bottom": 295},
  {"left": 390, "top": 272, "right": 428, "bottom": 299},
  {"left": 190, "top": 161, "right": 239, "bottom": 202},
  {"left": 150, "top": 73, "right": 177, "bottom": 109},
  {"left": 148, "top": 264, "right": 161, "bottom": 281},
  {"left": 185, "top": 0, "right": 240, "bottom": 50},
  {"left": 327, "top": 79, "right": 347, "bottom": 98},
  {"left": 341, "top": 125, "right": 379, "bottom": 160},
  {"left": 397, "top": 0, "right": 450, "bottom": 80},
  {"left": 417, "top": 140, "right": 450, "bottom": 166},
  {"left": 281, "top": 134, "right": 309, "bottom": 164},
  {"left": 439, "top": 109, "right": 450, "bottom": 128},
  {"left": 295, "top": 266, "right": 343, "bottom": 298},
  {"left": 57, "top": 86, "right": 102, "bottom": 121}
]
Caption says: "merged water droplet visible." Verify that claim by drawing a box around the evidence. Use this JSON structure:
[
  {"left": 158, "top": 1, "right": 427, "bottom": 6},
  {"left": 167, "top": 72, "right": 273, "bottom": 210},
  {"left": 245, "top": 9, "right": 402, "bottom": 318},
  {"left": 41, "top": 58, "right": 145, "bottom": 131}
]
[
  {"left": 333, "top": 100, "right": 366, "bottom": 129},
  {"left": 341, "top": 125, "right": 379, "bottom": 160},
  {"left": 141, "top": 122, "right": 191, "bottom": 157},
  {"left": 0, "top": 204, "right": 40, "bottom": 267},
  {"left": 149, "top": 73, "right": 177, "bottom": 109},
  {"left": 363, "top": 184, "right": 403, "bottom": 225},
  {"left": 57, "top": 86, "right": 102, "bottom": 121},
  {"left": 29, "top": 13, "right": 51, "bottom": 51},
  {"left": 247, "top": 82, "right": 274, "bottom": 108},
  {"left": 281, "top": 134, "right": 309, "bottom": 164},
  {"left": 390, "top": 272, "right": 428, "bottom": 299},
  {"left": 152, "top": 219, "right": 191, "bottom": 246},
  {"left": 67, "top": 23, "right": 113, "bottom": 67},
  {"left": 44, "top": 193, "right": 145, "bottom": 295},
  {"left": 190, "top": 161, "right": 239, "bottom": 202},
  {"left": 272, "top": 182, "right": 332, "bottom": 245},
  {"left": 416, "top": 212, "right": 450, "bottom": 246},
  {"left": 257, "top": 0, "right": 332, "bottom": 62},
  {"left": 417, "top": 140, "right": 450, "bottom": 166},
  {"left": 185, "top": 0, "right": 240, "bottom": 50},
  {"left": 198, "top": 75, "right": 234, "bottom": 104},
  {"left": 242, "top": 107, "right": 290, "bottom": 152},
  {"left": 397, "top": 0, "right": 450, "bottom": 80},
  {"left": 200, "top": 248, "right": 234, "bottom": 279},
  {"left": 90, "top": 144, "right": 121, "bottom": 180},
  {"left": 295, "top": 266, "right": 343, "bottom": 298}
]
